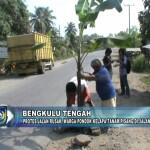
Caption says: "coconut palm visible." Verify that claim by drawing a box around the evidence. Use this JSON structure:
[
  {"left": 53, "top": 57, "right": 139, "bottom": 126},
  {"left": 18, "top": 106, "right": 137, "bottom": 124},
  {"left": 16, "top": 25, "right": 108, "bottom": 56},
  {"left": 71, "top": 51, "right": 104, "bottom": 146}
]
[
  {"left": 138, "top": 0, "right": 150, "bottom": 45},
  {"left": 30, "top": 7, "right": 56, "bottom": 34},
  {"left": 65, "top": 22, "right": 77, "bottom": 49}
]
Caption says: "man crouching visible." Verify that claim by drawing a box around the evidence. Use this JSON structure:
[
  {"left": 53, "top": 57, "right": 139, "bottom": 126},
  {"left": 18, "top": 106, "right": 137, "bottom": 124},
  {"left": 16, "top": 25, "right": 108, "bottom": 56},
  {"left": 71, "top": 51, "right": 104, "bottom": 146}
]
[{"left": 66, "top": 76, "right": 94, "bottom": 107}]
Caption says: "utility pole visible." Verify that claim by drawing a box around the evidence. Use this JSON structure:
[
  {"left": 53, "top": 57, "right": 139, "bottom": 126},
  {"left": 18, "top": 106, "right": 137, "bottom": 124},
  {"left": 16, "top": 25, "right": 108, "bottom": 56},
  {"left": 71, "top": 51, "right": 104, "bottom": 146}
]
[
  {"left": 125, "top": 4, "right": 134, "bottom": 34},
  {"left": 58, "top": 25, "right": 61, "bottom": 39}
]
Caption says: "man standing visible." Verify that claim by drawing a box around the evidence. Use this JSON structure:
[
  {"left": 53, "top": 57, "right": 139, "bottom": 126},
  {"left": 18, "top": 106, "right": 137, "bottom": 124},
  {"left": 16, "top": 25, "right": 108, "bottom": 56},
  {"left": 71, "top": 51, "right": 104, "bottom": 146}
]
[
  {"left": 80, "top": 59, "right": 116, "bottom": 133},
  {"left": 103, "top": 48, "right": 113, "bottom": 78},
  {"left": 81, "top": 59, "right": 116, "bottom": 107},
  {"left": 119, "top": 48, "right": 130, "bottom": 97}
]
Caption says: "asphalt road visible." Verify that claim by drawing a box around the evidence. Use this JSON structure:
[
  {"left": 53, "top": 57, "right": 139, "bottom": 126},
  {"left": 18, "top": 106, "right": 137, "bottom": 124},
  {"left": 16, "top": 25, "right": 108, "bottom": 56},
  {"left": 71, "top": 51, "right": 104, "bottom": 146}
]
[{"left": 0, "top": 50, "right": 105, "bottom": 106}]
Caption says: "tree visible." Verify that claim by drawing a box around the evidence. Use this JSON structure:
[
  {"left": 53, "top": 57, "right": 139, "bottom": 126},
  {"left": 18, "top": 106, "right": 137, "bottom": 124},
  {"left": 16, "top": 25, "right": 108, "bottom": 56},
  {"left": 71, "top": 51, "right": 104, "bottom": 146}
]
[
  {"left": 0, "top": 0, "right": 29, "bottom": 40},
  {"left": 138, "top": 0, "right": 150, "bottom": 45},
  {"left": 115, "top": 26, "right": 141, "bottom": 47},
  {"left": 30, "top": 7, "right": 56, "bottom": 34},
  {"left": 75, "top": 0, "right": 123, "bottom": 106},
  {"left": 48, "top": 27, "right": 61, "bottom": 56},
  {"left": 65, "top": 22, "right": 77, "bottom": 50},
  {"left": 49, "top": 27, "right": 60, "bottom": 48}
]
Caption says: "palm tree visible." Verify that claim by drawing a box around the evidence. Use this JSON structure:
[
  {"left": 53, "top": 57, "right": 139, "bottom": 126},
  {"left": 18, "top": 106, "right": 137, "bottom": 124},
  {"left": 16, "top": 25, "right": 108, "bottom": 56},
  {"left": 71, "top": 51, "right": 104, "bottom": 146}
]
[
  {"left": 48, "top": 27, "right": 60, "bottom": 49},
  {"left": 30, "top": 7, "right": 56, "bottom": 34},
  {"left": 138, "top": 0, "right": 150, "bottom": 45},
  {"left": 65, "top": 22, "right": 77, "bottom": 49}
]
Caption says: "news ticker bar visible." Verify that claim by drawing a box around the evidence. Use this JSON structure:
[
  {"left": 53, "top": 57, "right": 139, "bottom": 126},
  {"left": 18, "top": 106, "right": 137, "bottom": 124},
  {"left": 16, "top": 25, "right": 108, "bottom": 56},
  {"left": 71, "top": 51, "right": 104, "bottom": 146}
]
[{"left": 0, "top": 106, "right": 150, "bottom": 127}]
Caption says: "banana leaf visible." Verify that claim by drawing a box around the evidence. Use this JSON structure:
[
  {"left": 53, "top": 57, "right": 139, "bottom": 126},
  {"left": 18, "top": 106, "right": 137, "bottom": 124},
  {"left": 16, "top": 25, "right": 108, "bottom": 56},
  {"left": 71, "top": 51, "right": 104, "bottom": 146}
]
[
  {"left": 98, "top": 0, "right": 123, "bottom": 12},
  {"left": 31, "top": 43, "right": 45, "bottom": 51},
  {"left": 75, "top": 0, "right": 123, "bottom": 26},
  {"left": 93, "top": 37, "right": 133, "bottom": 48}
]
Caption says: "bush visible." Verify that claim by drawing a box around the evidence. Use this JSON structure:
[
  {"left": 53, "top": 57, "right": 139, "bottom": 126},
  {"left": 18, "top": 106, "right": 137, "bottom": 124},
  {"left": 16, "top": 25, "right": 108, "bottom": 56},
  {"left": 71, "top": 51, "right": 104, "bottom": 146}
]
[
  {"left": 132, "top": 54, "right": 149, "bottom": 72},
  {"left": 141, "top": 75, "right": 150, "bottom": 85},
  {"left": 54, "top": 48, "right": 74, "bottom": 60}
]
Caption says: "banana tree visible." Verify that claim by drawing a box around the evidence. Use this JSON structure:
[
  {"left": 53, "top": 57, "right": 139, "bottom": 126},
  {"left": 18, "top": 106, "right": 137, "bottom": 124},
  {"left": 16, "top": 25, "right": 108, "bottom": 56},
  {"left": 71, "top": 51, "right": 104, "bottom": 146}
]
[
  {"left": 75, "top": 0, "right": 123, "bottom": 106},
  {"left": 94, "top": 37, "right": 134, "bottom": 48}
]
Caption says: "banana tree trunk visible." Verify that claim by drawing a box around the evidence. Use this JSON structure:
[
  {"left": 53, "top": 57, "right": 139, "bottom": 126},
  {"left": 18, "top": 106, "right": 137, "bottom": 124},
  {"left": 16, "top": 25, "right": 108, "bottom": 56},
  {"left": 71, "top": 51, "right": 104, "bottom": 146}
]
[{"left": 77, "top": 25, "right": 84, "bottom": 107}]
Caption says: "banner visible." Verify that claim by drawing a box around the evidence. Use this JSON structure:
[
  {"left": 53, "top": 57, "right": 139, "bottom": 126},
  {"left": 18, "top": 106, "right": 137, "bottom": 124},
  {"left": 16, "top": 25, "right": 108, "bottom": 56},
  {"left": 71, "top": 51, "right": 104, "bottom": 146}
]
[{"left": 0, "top": 106, "right": 150, "bottom": 128}]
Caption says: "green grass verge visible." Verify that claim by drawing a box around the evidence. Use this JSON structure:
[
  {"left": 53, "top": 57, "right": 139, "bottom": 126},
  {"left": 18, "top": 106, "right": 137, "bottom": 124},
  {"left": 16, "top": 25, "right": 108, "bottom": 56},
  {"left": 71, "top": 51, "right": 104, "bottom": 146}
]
[
  {"left": 141, "top": 75, "right": 150, "bottom": 85},
  {"left": 132, "top": 54, "right": 150, "bottom": 73}
]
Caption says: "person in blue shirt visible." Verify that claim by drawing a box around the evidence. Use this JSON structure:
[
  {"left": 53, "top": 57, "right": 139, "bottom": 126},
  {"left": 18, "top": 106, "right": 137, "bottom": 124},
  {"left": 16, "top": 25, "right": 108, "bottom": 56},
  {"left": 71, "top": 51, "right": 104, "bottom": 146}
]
[
  {"left": 81, "top": 59, "right": 116, "bottom": 106},
  {"left": 80, "top": 59, "right": 116, "bottom": 133}
]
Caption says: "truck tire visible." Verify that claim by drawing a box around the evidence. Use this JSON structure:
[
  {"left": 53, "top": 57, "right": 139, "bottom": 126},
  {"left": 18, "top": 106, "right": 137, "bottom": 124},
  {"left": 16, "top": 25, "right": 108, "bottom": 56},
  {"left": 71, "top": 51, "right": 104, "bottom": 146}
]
[
  {"left": 48, "top": 65, "right": 52, "bottom": 70},
  {"left": 48, "top": 60, "right": 53, "bottom": 70},
  {"left": 18, "top": 73, "right": 26, "bottom": 76},
  {"left": 52, "top": 61, "right": 54, "bottom": 67},
  {"left": 38, "top": 63, "right": 45, "bottom": 74}
]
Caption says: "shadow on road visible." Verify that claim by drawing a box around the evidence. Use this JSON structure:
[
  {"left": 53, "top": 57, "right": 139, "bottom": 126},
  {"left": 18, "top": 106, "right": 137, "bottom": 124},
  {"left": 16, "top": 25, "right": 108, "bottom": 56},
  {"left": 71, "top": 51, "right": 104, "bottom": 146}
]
[
  {"left": 0, "top": 74, "right": 28, "bottom": 80},
  {"left": 0, "top": 73, "right": 44, "bottom": 80}
]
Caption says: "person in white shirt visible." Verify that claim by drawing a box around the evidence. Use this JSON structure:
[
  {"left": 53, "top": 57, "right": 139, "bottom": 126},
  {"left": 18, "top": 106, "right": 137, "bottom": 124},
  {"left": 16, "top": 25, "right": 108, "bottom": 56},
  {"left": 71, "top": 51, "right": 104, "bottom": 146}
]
[{"left": 66, "top": 76, "right": 94, "bottom": 107}]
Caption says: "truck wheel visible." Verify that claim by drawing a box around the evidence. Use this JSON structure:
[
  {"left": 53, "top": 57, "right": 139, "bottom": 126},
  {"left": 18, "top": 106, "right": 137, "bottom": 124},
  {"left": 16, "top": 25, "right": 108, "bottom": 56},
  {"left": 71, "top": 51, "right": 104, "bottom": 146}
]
[
  {"left": 48, "top": 65, "right": 52, "bottom": 70},
  {"left": 18, "top": 73, "right": 26, "bottom": 76},
  {"left": 52, "top": 62, "right": 54, "bottom": 67},
  {"left": 38, "top": 63, "right": 45, "bottom": 74}
]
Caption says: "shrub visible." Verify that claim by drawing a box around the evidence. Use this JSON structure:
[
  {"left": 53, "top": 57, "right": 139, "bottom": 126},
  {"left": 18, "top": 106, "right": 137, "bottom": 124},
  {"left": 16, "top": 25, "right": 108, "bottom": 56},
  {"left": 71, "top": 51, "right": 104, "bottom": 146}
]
[
  {"left": 141, "top": 75, "right": 150, "bottom": 85},
  {"left": 132, "top": 54, "right": 146, "bottom": 72}
]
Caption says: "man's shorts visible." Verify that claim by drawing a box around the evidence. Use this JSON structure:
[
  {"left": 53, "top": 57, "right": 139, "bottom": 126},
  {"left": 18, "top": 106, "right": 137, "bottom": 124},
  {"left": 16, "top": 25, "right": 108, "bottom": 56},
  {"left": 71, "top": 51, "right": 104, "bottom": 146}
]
[{"left": 101, "top": 97, "right": 116, "bottom": 107}]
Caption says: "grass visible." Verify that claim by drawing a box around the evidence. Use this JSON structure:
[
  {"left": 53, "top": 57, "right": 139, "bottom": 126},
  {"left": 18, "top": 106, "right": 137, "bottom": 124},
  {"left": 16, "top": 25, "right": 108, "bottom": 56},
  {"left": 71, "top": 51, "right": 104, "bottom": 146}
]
[
  {"left": 132, "top": 54, "right": 150, "bottom": 86},
  {"left": 132, "top": 54, "right": 150, "bottom": 73},
  {"left": 132, "top": 54, "right": 145, "bottom": 72},
  {"left": 141, "top": 75, "right": 150, "bottom": 85}
]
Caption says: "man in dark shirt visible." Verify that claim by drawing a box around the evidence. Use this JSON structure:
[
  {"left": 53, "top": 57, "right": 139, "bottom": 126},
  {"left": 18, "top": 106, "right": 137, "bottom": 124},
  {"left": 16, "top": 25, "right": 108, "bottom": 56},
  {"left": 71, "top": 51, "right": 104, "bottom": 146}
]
[
  {"left": 119, "top": 48, "right": 130, "bottom": 97},
  {"left": 103, "top": 48, "right": 113, "bottom": 78}
]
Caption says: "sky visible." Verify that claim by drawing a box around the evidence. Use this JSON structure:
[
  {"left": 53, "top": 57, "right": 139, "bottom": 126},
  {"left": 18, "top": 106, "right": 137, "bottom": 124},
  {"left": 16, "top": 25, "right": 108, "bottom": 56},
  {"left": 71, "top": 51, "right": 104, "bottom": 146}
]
[{"left": 24, "top": 0, "right": 144, "bottom": 37}]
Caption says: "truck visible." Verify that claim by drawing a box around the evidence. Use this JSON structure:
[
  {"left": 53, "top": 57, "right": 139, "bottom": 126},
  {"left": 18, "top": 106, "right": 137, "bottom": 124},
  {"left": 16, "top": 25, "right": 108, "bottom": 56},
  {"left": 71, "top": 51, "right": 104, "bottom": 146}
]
[{"left": 7, "top": 33, "right": 54, "bottom": 75}]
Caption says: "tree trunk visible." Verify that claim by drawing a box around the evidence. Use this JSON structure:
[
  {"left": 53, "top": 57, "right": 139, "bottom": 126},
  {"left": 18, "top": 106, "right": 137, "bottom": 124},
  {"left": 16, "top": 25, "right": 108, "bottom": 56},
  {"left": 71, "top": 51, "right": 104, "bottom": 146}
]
[{"left": 77, "top": 26, "right": 84, "bottom": 107}]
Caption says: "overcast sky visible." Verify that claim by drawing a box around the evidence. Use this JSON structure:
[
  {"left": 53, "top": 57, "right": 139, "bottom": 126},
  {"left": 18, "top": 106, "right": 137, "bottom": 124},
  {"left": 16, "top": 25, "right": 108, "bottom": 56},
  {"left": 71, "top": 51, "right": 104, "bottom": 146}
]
[{"left": 25, "top": 0, "right": 144, "bottom": 37}]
